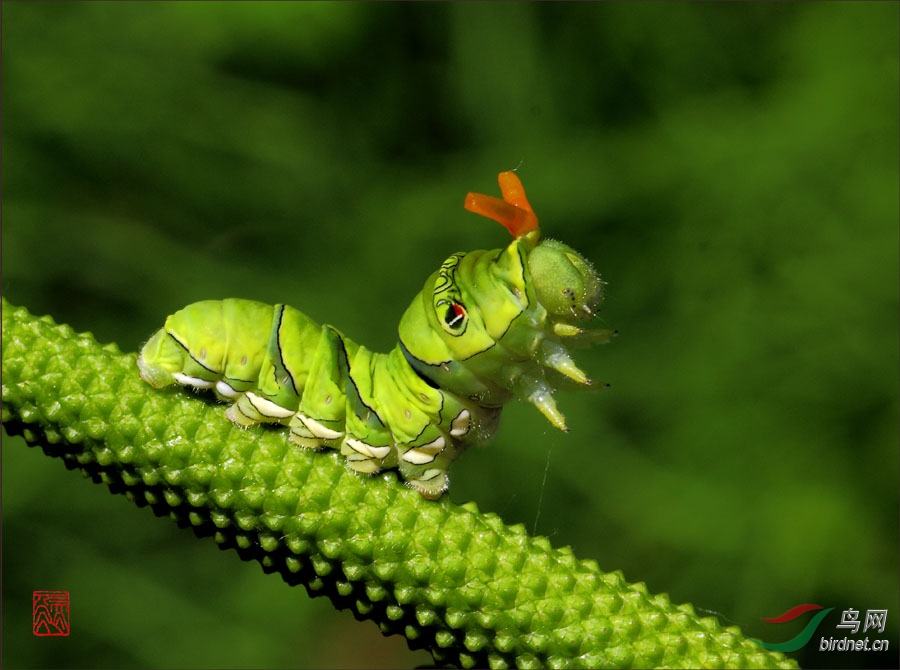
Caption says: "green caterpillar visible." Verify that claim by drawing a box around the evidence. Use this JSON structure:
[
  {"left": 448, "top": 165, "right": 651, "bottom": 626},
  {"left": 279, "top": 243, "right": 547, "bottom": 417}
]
[{"left": 138, "top": 172, "right": 613, "bottom": 498}]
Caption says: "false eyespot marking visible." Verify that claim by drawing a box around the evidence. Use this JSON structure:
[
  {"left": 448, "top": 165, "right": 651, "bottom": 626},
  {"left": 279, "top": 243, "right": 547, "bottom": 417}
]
[
  {"left": 442, "top": 301, "right": 467, "bottom": 332},
  {"left": 433, "top": 254, "right": 468, "bottom": 336}
]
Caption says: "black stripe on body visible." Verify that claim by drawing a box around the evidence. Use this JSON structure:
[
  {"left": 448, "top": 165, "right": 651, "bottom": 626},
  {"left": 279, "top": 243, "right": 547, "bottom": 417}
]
[
  {"left": 268, "top": 304, "right": 299, "bottom": 397},
  {"left": 461, "top": 245, "right": 531, "bottom": 346},
  {"left": 398, "top": 341, "right": 441, "bottom": 389},
  {"left": 464, "top": 246, "right": 529, "bottom": 346},
  {"left": 166, "top": 321, "right": 255, "bottom": 386},
  {"left": 166, "top": 330, "right": 220, "bottom": 376},
  {"left": 397, "top": 342, "right": 471, "bottom": 443},
  {"left": 346, "top": 362, "right": 387, "bottom": 430}
]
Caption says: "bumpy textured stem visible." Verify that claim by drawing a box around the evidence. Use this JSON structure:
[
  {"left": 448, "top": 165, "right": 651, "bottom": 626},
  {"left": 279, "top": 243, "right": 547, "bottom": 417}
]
[{"left": 1, "top": 298, "right": 795, "bottom": 669}]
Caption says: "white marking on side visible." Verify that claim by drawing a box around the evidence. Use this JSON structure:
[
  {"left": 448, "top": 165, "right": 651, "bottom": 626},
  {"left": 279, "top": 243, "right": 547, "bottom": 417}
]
[
  {"left": 345, "top": 438, "right": 391, "bottom": 460},
  {"left": 419, "top": 468, "right": 443, "bottom": 481},
  {"left": 173, "top": 373, "right": 215, "bottom": 389},
  {"left": 215, "top": 381, "right": 241, "bottom": 399},
  {"left": 290, "top": 427, "right": 319, "bottom": 445},
  {"left": 401, "top": 436, "right": 446, "bottom": 465},
  {"left": 299, "top": 415, "right": 343, "bottom": 440},
  {"left": 346, "top": 455, "right": 380, "bottom": 473},
  {"left": 246, "top": 392, "right": 294, "bottom": 419},
  {"left": 449, "top": 409, "right": 471, "bottom": 437}
]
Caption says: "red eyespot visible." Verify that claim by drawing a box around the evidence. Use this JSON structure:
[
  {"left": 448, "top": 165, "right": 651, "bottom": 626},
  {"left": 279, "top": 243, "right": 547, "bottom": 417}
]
[{"left": 443, "top": 302, "right": 466, "bottom": 331}]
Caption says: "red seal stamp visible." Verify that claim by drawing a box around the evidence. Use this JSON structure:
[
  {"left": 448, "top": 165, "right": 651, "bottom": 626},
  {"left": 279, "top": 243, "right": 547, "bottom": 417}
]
[{"left": 32, "top": 590, "right": 70, "bottom": 636}]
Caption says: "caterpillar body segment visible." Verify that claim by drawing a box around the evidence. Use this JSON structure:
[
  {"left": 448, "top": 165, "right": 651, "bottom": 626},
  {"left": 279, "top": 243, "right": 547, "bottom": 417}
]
[
  {"left": 139, "top": 172, "right": 611, "bottom": 498},
  {"left": 139, "top": 300, "right": 492, "bottom": 497}
]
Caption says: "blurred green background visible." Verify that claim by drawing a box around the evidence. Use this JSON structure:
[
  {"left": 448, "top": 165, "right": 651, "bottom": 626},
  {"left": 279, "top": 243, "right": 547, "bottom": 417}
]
[{"left": 2, "top": 2, "right": 897, "bottom": 669}]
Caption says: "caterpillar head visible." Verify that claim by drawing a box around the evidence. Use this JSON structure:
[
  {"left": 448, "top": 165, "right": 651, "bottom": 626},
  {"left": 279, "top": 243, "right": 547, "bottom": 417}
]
[
  {"left": 526, "top": 239, "right": 604, "bottom": 324},
  {"left": 399, "top": 172, "right": 612, "bottom": 432},
  {"left": 465, "top": 172, "right": 603, "bottom": 323}
]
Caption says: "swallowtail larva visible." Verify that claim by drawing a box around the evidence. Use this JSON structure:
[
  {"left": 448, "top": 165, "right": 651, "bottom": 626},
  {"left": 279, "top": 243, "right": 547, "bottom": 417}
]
[{"left": 138, "top": 172, "right": 613, "bottom": 498}]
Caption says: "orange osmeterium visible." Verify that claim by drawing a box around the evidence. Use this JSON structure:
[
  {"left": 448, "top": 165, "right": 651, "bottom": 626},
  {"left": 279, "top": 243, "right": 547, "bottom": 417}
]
[{"left": 464, "top": 171, "right": 540, "bottom": 239}]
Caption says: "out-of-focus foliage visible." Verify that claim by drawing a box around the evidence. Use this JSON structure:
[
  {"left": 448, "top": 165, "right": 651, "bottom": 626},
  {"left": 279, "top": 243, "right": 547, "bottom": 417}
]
[{"left": 2, "top": 2, "right": 897, "bottom": 669}]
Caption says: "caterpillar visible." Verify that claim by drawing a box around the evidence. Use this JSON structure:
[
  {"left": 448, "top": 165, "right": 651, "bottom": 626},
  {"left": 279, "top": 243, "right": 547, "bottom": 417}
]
[{"left": 138, "top": 172, "right": 614, "bottom": 499}]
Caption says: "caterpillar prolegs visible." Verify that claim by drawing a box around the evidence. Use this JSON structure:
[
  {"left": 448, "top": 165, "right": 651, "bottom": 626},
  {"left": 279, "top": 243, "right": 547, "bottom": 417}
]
[{"left": 138, "top": 172, "right": 614, "bottom": 498}]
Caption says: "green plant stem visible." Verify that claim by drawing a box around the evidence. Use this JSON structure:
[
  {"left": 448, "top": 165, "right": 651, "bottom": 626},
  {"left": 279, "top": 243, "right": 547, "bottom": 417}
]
[{"left": 1, "top": 298, "right": 796, "bottom": 669}]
